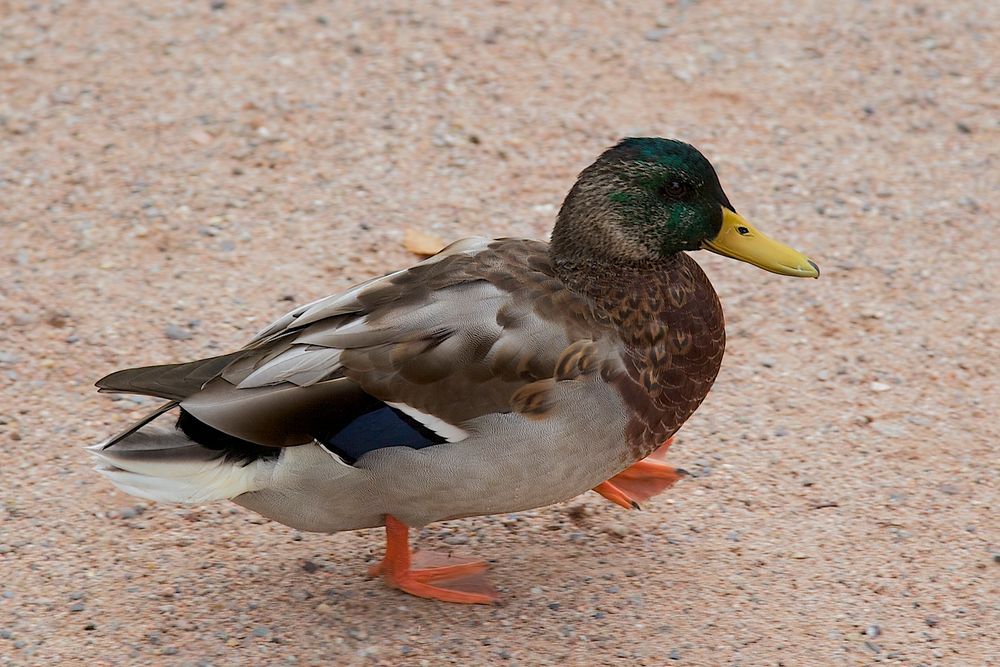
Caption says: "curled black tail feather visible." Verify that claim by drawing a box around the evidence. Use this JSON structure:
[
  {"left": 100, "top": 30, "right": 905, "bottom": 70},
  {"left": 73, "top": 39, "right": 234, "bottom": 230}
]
[{"left": 95, "top": 401, "right": 179, "bottom": 450}]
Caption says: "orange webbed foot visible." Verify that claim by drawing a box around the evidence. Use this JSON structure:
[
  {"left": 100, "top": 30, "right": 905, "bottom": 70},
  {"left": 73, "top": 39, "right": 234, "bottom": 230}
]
[
  {"left": 369, "top": 516, "right": 500, "bottom": 605},
  {"left": 592, "top": 480, "right": 640, "bottom": 510},
  {"left": 593, "top": 438, "right": 687, "bottom": 509}
]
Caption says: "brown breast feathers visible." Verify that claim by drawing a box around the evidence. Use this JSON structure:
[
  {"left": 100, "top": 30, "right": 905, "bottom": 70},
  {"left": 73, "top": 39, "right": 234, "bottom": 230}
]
[{"left": 555, "top": 253, "right": 726, "bottom": 459}]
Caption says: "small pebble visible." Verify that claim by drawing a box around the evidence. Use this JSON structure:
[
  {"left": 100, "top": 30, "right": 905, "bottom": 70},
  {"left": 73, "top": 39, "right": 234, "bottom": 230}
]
[
  {"left": 870, "top": 381, "right": 891, "bottom": 392},
  {"left": 0, "top": 545, "right": 12, "bottom": 554},
  {"left": 443, "top": 534, "right": 469, "bottom": 545},
  {"left": 70, "top": 603, "right": 85, "bottom": 612},
  {"left": 607, "top": 524, "right": 630, "bottom": 538},
  {"left": 252, "top": 627, "right": 270, "bottom": 638},
  {"left": 866, "top": 624, "right": 881, "bottom": 638},
  {"left": 164, "top": 324, "right": 192, "bottom": 340}
]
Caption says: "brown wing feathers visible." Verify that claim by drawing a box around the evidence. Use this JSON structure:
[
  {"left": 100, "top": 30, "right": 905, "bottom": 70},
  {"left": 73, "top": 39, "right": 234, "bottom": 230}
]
[
  {"left": 95, "top": 240, "right": 604, "bottom": 449},
  {"left": 96, "top": 238, "right": 726, "bottom": 460}
]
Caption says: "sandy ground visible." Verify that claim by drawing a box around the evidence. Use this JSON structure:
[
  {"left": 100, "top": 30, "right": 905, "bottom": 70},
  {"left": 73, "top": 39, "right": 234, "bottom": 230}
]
[{"left": 1, "top": 1, "right": 998, "bottom": 665}]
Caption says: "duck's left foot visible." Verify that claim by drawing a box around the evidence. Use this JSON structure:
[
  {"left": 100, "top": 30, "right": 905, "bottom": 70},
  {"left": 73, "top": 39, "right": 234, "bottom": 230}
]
[
  {"left": 593, "top": 438, "right": 686, "bottom": 509},
  {"left": 368, "top": 515, "right": 500, "bottom": 605}
]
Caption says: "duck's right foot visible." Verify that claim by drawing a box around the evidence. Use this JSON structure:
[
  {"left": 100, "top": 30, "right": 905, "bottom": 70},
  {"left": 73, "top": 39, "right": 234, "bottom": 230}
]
[{"left": 369, "top": 515, "right": 500, "bottom": 605}]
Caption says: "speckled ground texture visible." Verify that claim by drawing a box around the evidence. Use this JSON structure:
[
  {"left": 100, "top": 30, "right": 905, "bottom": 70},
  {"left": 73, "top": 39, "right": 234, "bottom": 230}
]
[{"left": 1, "top": 1, "right": 997, "bottom": 665}]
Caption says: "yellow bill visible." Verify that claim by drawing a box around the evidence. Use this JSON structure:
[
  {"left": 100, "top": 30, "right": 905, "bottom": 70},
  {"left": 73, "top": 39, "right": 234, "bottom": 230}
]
[{"left": 702, "top": 208, "right": 819, "bottom": 278}]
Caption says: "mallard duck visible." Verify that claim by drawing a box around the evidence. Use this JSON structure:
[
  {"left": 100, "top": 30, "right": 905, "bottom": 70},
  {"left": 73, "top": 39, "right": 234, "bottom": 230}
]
[{"left": 91, "top": 138, "right": 818, "bottom": 604}]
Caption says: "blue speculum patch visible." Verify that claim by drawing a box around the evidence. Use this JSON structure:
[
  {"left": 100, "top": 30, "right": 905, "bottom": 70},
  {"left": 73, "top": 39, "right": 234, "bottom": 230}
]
[{"left": 318, "top": 404, "right": 445, "bottom": 463}]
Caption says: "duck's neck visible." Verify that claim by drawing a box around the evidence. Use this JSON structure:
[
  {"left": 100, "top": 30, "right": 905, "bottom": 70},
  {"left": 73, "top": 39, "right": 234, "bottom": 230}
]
[
  {"left": 549, "top": 183, "right": 661, "bottom": 270},
  {"left": 550, "top": 249, "right": 685, "bottom": 317}
]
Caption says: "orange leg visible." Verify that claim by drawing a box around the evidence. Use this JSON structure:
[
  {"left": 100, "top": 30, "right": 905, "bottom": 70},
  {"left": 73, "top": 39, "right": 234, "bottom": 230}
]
[
  {"left": 368, "top": 515, "right": 500, "bottom": 605},
  {"left": 593, "top": 438, "right": 686, "bottom": 509}
]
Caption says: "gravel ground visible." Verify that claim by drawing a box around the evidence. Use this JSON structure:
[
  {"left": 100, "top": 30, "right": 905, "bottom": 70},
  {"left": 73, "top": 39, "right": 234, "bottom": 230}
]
[{"left": 1, "top": 1, "right": 997, "bottom": 665}]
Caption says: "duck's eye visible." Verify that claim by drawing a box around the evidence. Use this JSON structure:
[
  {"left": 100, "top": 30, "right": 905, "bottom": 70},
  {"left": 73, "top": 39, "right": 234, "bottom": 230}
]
[
  {"left": 736, "top": 226, "right": 750, "bottom": 235},
  {"left": 660, "top": 180, "right": 691, "bottom": 200}
]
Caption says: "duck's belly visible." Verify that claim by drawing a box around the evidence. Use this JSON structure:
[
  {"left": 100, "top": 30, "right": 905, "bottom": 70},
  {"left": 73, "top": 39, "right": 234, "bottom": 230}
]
[
  {"left": 370, "top": 379, "right": 631, "bottom": 526},
  {"left": 234, "top": 377, "right": 631, "bottom": 531}
]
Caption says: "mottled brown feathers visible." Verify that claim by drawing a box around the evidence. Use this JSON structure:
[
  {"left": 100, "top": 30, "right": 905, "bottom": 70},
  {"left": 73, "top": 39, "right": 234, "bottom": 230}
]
[
  {"left": 334, "top": 239, "right": 615, "bottom": 424},
  {"left": 552, "top": 252, "right": 725, "bottom": 458},
  {"left": 510, "top": 379, "right": 558, "bottom": 418}
]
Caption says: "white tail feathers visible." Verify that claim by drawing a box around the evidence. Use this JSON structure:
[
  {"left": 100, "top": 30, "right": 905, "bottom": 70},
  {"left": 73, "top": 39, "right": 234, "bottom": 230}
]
[{"left": 88, "top": 427, "right": 272, "bottom": 504}]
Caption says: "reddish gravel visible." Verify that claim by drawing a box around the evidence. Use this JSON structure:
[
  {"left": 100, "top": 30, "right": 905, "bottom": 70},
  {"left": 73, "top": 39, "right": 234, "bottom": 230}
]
[{"left": 1, "top": 1, "right": 997, "bottom": 665}]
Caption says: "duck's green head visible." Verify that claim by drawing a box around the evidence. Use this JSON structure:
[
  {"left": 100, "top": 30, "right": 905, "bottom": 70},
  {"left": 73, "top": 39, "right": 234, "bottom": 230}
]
[{"left": 551, "top": 137, "right": 818, "bottom": 278}]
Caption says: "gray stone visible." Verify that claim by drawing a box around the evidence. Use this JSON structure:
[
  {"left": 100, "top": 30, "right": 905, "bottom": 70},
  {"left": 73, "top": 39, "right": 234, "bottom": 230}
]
[{"left": 164, "top": 324, "right": 193, "bottom": 340}]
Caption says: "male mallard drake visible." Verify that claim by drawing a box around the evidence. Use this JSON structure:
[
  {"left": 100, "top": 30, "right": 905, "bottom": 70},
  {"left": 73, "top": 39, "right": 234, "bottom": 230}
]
[{"left": 91, "top": 138, "right": 818, "bottom": 604}]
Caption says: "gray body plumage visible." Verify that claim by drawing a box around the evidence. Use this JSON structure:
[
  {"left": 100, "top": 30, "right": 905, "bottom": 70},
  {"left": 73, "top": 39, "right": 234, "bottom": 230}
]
[{"left": 235, "top": 378, "right": 626, "bottom": 531}]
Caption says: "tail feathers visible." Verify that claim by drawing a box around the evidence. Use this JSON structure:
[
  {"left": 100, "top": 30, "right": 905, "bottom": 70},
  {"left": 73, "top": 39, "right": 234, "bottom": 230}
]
[
  {"left": 96, "top": 351, "right": 246, "bottom": 401},
  {"left": 95, "top": 401, "right": 179, "bottom": 450},
  {"left": 90, "top": 425, "right": 272, "bottom": 504}
]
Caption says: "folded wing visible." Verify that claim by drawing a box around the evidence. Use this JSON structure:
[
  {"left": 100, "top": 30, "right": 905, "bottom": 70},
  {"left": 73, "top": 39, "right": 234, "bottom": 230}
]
[{"left": 97, "top": 238, "right": 619, "bottom": 460}]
